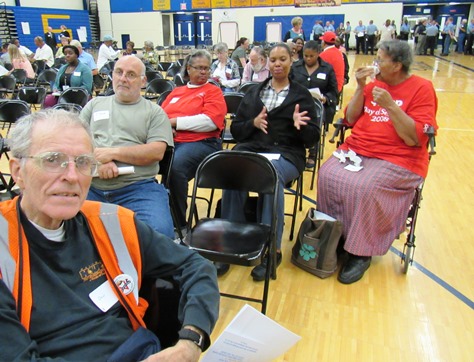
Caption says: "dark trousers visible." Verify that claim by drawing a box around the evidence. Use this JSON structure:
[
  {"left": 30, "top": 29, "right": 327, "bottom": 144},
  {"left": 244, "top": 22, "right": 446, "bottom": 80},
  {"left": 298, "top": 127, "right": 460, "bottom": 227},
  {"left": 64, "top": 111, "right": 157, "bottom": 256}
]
[
  {"left": 400, "top": 32, "right": 409, "bottom": 41},
  {"left": 344, "top": 33, "right": 350, "bottom": 49},
  {"left": 366, "top": 35, "right": 376, "bottom": 55},
  {"left": 356, "top": 36, "right": 365, "bottom": 54},
  {"left": 426, "top": 36, "right": 437, "bottom": 55},
  {"left": 465, "top": 34, "right": 474, "bottom": 55}
]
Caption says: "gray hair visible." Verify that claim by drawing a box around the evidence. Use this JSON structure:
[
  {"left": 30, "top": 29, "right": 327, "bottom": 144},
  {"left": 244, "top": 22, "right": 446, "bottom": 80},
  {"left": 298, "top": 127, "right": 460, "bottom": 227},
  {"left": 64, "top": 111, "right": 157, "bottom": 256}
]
[
  {"left": 144, "top": 40, "right": 154, "bottom": 49},
  {"left": 213, "top": 42, "right": 228, "bottom": 54},
  {"left": 291, "top": 17, "right": 303, "bottom": 27},
  {"left": 250, "top": 46, "right": 267, "bottom": 59},
  {"left": 9, "top": 109, "right": 93, "bottom": 159},
  {"left": 181, "top": 49, "right": 212, "bottom": 78},
  {"left": 377, "top": 40, "right": 413, "bottom": 73}
]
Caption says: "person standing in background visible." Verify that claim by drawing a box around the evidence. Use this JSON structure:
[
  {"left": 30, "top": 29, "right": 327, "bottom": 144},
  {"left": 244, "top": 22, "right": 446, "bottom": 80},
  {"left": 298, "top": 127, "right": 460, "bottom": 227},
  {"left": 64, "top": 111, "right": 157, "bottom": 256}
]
[
  {"left": 391, "top": 20, "right": 397, "bottom": 38},
  {"left": 379, "top": 19, "right": 395, "bottom": 42},
  {"left": 465, "top": 18, "right": 474, "bottom": 55},
  {"left": 456, "top": 19, "right": 467, "bottom": 54},
  {"left": 400, "top": 19, "right": 410, "bottom": 41},
  {"left": 366, "top": 20, "right": 378, "bottom": 55},
  {"left": 231, "top": 37, "right": 249, "bottom": 68},
  {"left": 344, "top": 21, "right": 352, "bottom": 50},
  {"left": 44, "top": 26, "right": 57, "bottom": 55},
  {"left": 425, "top": 20, "right": 439, "bottom": 56},
  {"left": 284, "top": 17, "right": 306, "bottom": 42},
  {"left": 441, "top": 17, "right": 455, "bottom": 56},
  {"left": 312, "top": 20, "right": 324, "bottom": 43},
  {"left": 415, "top": 19, "right": 427, "bottom": 55},
  {"left": 59, "top": 25, "right": 71, "bottom": 41},
  {"left": 96, "top": 35, "right": 120, "bottom": 72},
  {"left": 354, "top": 20, "right": 366, "bottom": 55}
]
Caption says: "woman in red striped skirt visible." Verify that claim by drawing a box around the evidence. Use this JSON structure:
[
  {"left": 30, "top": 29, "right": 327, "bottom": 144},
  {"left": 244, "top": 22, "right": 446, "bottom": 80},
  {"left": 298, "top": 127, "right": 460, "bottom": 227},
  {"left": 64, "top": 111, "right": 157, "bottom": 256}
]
[{"left": 317, "top": 40, "right": 438, "bottom": 284}]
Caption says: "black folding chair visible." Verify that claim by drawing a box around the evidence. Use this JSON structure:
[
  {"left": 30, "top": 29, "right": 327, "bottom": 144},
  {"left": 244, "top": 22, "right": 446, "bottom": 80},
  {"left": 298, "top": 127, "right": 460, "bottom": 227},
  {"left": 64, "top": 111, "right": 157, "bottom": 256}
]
[
  {"left": 16, "top": 86, "right": 47, "bottom": 110},
  {"left": 57, "top": 87, "right": 90, "bottom": 108},
  {"left": 165, "top": 63, "right": 181, "bottom": 80},
  {"left": 222, "top": 92, "right": 244, "bottom": 147},
  {"left": 0, "top": 99, "right": 30, "bottom": 136},
  {"left": 144, "top": 79, "right": 175, "bottom": 101},
  {"left": 35, "top": 69, "right": 58, "bottom": 94},
  {"left": 0, "top": 75, "right": 17, "bottom": 98},
  {"left": 237, "top": 81, "right": 259, "bottom": 94},
  {"left": 184, "top": 150, "right": 278, "bottom": 314},
  {"left": 156, "top": 90, "right": 172, "bottom": 106}
]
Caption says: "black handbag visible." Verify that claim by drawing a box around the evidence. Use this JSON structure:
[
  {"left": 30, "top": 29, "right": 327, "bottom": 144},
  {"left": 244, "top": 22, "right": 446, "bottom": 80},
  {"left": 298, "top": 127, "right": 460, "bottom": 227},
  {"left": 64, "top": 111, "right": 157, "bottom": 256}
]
[{"left": 291, "top": 208, "right": 342, "bottom": 279}]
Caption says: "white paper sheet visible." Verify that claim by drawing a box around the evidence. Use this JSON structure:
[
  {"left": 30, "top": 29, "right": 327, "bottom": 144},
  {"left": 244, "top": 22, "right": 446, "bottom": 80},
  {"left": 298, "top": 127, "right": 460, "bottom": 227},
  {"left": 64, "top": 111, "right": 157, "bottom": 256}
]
[
  {"left": 21, "top": 22, "right": 30, "bottom": 35},
  {"left": 202, "top": 304, "right": 301, "bottom": 362},
  {"left": 258, "top": 153, "right": 280, "bottom": 160}
]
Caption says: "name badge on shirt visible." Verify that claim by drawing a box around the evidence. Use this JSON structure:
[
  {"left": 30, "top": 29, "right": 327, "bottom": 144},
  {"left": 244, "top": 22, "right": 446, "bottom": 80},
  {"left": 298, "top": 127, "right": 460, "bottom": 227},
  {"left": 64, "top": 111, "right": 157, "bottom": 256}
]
[
  {"left": 89, "top": 280, "right": 119, "bottom": 312},
  {"left": 170, "top": 97, "right": 179, "bottom": 104},
  {"left": 93, "top": 110, "right": 109, "bottom": 122},
  {"left": 316, "top": 73, "right": 327, "bottom": 80},
  {"left": 252, "top": 73, "right": 259, "bottom": 81},
  {"left": 73, "top": 71, "right": 81, "bottom": 76}
]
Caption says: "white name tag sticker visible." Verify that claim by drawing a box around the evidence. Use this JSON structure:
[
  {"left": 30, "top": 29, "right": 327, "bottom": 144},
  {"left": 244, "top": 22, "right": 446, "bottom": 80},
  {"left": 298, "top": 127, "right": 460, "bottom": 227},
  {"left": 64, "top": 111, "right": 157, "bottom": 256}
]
[
  {"left": 252, "top": 73, "right": 259, "bottom": 81},
  {"left": 170, "top": 97, "right": 180, "bottom": 104},
  {"left": 73, "top": 71, "right": 81, "bottom": 76},
  {"left": 316, "top": 73, "right": 327, "bottom": 80},
  {"left": 89, "top": 280, "right": 119, "bottom": 312},
  {"left": 93, "top": 111, "right": 109, "bottom": 122}
]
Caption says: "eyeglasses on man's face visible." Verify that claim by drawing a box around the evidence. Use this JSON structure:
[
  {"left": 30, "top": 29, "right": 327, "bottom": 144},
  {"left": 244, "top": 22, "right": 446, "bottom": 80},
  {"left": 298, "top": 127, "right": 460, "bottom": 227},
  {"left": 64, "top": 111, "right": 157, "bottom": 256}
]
[
  {"left": 113, "top": 69, "right": 142, "bottom": 80},
  {"left": 23, "top": 151, "right": 99, "bottom": 176},
  {"left": 189, "top": 65, "right": 210, "bottom": 72}
]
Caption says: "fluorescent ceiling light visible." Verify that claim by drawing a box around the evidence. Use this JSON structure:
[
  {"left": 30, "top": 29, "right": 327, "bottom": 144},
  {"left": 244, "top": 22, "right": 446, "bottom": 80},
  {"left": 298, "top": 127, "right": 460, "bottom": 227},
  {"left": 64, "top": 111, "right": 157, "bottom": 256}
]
[{"left": 417, "top": 3, "right": 428, "bottom": 5}]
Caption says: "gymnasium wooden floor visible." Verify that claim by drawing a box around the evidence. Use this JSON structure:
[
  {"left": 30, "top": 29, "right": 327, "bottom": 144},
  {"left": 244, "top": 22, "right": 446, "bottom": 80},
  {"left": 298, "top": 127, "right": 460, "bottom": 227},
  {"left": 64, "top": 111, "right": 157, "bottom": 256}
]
[{"left": 209, "top": 52, "right": 474, "bottom": 361}]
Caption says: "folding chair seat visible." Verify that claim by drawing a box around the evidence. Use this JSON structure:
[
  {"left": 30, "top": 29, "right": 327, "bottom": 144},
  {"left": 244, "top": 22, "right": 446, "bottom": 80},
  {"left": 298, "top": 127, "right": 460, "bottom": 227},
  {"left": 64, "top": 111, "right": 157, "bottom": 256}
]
[
  {"left": 222, "top": 92, "right": 244, "bottom": 147},
  {"left": 57, "top": 87, "right": 90, "bottom": 108},
  {"left": 144, "top": 78, "right": 175, "bottom": 101},
  {"left": 16, "top": 86, "right": 47, "bottom": 110},
  {"left": 0, "top": 75, "right": 16, "bottom": 98},
  {"left": 184, "top": 150, "right": 278, "bottom": 314},
  {"left": 237, "top": 81, "right": 259, "bottom": 94}
]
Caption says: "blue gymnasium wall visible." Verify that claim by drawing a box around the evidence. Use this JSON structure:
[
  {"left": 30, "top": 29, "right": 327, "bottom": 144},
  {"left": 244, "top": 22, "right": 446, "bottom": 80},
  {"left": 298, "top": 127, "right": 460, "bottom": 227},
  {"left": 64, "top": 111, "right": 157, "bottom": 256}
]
[
  {"left": 10, "top": 6, "right": 91, "bottom": 49},
  {"left": 254, "top": 15, "right": 345, "bottom": 43}
]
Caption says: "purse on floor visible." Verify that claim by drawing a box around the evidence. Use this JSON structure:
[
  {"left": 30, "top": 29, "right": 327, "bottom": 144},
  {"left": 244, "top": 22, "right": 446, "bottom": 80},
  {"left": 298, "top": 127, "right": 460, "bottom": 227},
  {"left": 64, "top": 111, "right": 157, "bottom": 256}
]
[{"left": 291, "top": 208, "right": 342, "bottom": 279}]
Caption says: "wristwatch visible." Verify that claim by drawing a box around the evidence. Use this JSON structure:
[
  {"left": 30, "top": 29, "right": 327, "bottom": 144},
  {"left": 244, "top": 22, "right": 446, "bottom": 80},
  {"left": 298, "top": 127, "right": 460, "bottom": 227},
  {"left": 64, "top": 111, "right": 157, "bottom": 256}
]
[{"left": 178, "top": 328, "right": 205, "bottom": 351}]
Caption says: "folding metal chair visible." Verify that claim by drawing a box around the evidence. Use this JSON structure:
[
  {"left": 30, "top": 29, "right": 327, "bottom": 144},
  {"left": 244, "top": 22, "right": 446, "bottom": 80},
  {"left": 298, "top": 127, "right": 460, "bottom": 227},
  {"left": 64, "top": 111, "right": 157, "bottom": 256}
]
[
  {"left": 184, "top": 150, "right": 278, "bottom": 314},
  {"left": 144, "top": 79, "right": 175, "bottom": 101},
  {"left": 57, "top": 87, "right": 90, "bottom": 108}
]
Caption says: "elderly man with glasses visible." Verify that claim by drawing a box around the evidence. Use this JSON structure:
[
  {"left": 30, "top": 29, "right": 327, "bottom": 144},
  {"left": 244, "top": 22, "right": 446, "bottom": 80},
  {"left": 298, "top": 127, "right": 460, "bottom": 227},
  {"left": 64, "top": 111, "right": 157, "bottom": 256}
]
[
  {"left": 0, "top": 109, "right": 219, "bottom": 361},
  {"left": 80, "top": 56, "right": 175, "bottom": 238}
]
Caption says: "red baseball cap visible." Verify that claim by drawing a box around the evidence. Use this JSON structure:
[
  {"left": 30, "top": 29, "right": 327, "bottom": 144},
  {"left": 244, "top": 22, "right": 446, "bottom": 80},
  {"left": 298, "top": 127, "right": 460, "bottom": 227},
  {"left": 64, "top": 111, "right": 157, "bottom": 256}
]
[{"left": 320, "top": 31, "right": 337, "bottom": 44}]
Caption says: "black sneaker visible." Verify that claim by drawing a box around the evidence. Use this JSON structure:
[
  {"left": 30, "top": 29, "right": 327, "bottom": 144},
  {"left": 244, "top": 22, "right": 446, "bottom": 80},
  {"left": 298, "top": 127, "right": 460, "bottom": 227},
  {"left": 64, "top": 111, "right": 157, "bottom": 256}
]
[
  {"left": 250, "top": 252, "right": 282, "bottom": 282},
  {"left": 214, "top": 262, "right": 230, "bottom": 277}
]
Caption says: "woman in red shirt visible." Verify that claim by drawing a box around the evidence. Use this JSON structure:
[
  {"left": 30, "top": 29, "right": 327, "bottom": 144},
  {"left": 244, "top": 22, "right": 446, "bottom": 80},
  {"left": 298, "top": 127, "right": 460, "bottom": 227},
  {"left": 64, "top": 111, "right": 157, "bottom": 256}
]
[{"left": 317, "top": 40, "right": 438, "bottom": 284}]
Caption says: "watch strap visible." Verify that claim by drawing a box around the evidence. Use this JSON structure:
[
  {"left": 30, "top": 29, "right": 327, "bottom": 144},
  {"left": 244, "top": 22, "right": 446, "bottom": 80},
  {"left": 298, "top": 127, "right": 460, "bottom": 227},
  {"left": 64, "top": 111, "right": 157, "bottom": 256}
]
[{"left": 178, "top": 328, "right": 205, "bottom": 351}]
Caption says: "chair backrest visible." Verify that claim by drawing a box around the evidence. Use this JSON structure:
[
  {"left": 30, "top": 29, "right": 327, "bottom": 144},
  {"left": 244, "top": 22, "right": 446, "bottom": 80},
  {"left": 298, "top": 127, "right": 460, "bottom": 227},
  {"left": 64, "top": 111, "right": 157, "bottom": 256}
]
[
  {"left": 11, "top": 69, "right": 27, "bottom": 86},
  {"left": 0, "top": 75, "right": 17, "bottom": 92},
  {"left": 17, "top": 86, "right": 47, "bottom": 106},
  {"left": 58, "top": 87, "right": 90, "bottom": 107},
  {"left": 52, "top": 102, "right": 83, "bottom": 113},
  {"left": 224, "top": 92, "right": 244, "bottom": 115},
  {"left": 35, "top": 69, "right": 58, "bottom": 92},
  {"left": 207, "top": 78, "right": 221, "bottom": 88},
  {"left": 158, "top": 62, "right": 172, "bottom": 72},
  {"left": 53, "top": 57, "right": 67, "bottom": 69},
  {"left": 33, "top": 59, "right": 46, "bottom": 75},
  {"left": 313, "top": 98, "right": 325, "bottom": 127},
  {"left": 146, "top": 70, "right": 163, "bottom": 84},
  {"left": 157, "top": 146, "right": 174, "bottom": 188},
  {"left": 238, "top": 81, "right": 259, "bottom": 94},
  {"left": 0, "top": 100, "right": 31, "bottom": 128},
  {"left": 194, "top": 151, "right": 277, "bottom": 194},
  {"left": 165, "top": 63, "right": 181, "bottom": 79},
  {"left": 156, "top": 90, "right": 172, "bottom": 106},
  {"left": 145, "top": 79, "right": 175, "bottom": 97},
  {"left": 173, "top": 73, "right": 186, "bottom": 87}
]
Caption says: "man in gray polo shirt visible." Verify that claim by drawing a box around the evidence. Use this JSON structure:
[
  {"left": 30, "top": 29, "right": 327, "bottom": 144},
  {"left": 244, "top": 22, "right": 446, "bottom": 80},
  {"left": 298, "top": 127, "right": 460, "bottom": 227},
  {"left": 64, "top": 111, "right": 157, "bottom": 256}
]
[{"left": 80, "top": 56, "right": 175, "bottom": 238}]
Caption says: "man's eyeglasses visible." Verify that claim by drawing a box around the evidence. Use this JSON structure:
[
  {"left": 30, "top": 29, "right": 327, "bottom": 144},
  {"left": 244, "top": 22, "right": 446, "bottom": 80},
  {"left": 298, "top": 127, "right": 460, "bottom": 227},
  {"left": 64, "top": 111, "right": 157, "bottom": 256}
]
[
  {"left": 23, "top": 152, "right": 99, "bottom": 176},
  {"left": 113, "top": 69, "right": 142, "bottom": 80},
  {"left": 189, "top": 65, "right": 210, "bottom": 72}
]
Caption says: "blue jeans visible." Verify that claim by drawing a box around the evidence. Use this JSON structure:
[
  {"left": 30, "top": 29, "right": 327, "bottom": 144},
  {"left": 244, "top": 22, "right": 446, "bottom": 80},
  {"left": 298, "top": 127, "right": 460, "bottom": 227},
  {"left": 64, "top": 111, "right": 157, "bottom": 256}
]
[
  {"left": 221, "top": 156, "right": 300, "bottom": 249},
  {"left": 87, "top": 178, "right": 174, "bottom": 238},
  {"left": 443, "top": 35, "right": 452, "bottom": 54},
  {"left": 169, "top": 138, "right": 222, "bottom": 228}
]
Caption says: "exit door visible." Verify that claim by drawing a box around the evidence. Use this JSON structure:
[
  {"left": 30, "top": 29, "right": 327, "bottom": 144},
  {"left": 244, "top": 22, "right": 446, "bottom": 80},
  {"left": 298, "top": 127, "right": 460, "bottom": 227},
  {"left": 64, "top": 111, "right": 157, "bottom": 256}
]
[{"left": 173, "top": 13, "right": 212, "bottom": 47}]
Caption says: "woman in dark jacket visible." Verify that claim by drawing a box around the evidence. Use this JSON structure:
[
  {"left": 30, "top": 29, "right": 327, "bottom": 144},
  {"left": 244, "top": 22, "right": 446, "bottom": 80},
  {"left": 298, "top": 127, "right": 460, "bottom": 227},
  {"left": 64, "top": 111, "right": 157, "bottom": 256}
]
[
  {"left": 221, "top": 43, "right": 320, "bottom": 281},
  {"left": 291, "top": 40, "right": 338, "bottom": 167}
]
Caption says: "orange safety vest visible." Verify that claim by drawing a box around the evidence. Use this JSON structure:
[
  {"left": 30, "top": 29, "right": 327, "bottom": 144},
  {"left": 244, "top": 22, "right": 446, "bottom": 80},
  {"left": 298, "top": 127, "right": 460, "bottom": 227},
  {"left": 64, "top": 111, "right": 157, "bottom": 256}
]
[{"left": 0, "top": 198, "right": 148, "bottom": 332}]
